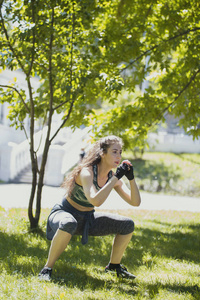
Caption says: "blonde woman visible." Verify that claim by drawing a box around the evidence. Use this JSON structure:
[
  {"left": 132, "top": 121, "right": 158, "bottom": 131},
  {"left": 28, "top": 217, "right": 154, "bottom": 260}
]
[{"left": 39, "top": 135, "right": 141, "bottom": 281}]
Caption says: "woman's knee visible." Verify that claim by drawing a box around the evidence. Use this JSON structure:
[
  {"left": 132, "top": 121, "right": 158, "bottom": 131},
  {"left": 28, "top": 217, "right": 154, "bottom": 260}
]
[
  {"left": 59, "top": 217, "right": 77, "bottom": 235},
  {"left": 123, "top": 218, "right": 135, "bottom": 234}
]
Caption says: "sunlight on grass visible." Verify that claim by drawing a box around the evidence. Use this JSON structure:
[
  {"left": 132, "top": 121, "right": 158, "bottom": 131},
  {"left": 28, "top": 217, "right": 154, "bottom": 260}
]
[{"left": 0, "top": 208, "right": 200, "bottom": 299}]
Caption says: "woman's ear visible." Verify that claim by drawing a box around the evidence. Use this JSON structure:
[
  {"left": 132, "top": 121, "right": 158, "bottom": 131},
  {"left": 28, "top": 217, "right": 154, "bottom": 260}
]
[{"left": 99, "top": 149, "right": 104, "bottom": 158}]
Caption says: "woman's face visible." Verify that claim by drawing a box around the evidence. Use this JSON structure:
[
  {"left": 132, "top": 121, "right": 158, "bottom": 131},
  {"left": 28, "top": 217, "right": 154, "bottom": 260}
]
[{"left": 102, "top": 142, "right": 122, "bottom": 168}]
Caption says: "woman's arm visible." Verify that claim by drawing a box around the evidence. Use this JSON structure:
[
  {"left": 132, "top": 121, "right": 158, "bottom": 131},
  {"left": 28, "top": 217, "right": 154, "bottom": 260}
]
[
  {"left": 114, "top": 178, "right": 141, "bottom": 207},
  {"left": 80, "top": 167, "right": 118, "bottom": 207}
]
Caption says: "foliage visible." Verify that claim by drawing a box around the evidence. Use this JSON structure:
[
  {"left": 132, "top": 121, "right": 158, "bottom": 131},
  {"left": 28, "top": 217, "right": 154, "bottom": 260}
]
[
  {"left": 0, "top": 0, "right": 129, "bottom": 229},
  {"left": 0, "top": 0, "right": 124, "bottom": 128},
  {"left": 90, "top": 0, "right": 200, "bottom": 148},
  {"left": 0, "top": 0, "right": 200, "bottom": 228},
  {"left": 0, "top": 207, "right": 200, "bottom": 299}
]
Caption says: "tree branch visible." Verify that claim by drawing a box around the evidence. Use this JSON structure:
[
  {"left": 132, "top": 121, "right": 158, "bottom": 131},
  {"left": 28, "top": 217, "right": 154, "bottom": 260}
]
[
  {"left": 50, "top": 98, "right": 75, "bottom": 143},
  {"left": 70, "top": 1, "right": 75, "bottom": 89},
  {"left": 120, "top": 27, "right": 200, "bottom": 73},
  {"left": 0, "top": 9, "right": 26, "bottom": 73},
  {"left": 35, "top": 61, "right": 49, "bottom": 71},
  {"left": 149, "top": 67, "right": 200, "bottom": 128},
  {"left": 27, "top": 0, "right": 36, "bottom": 77},
  {"left": 0, "top": 84, "right": 30, "bottom": 113},
  {"left": 120, "top": 45, "right": 157, "bottom": 72},
  {"left": 53, "top": 3, "right": 76, "bottom": 112},
  {"left": 48, "top": 7, "right": 54, "bottom": 118},
  {"left": 53, "top": 98, "right": 71, "bottom": 111},
  {"left": 0, "top": 0, "right": 4, "bottom": 10},
  {"left": 167, "top": 27, "right": 200, "bottom": 43},
  {"left": 19, "top": 121, "right": 29, "bottom": 141}
]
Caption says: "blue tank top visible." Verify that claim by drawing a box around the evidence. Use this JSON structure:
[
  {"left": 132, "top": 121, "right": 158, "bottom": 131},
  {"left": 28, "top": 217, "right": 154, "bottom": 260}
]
[{"left": 70, "top": 164, "right": 113, "bottom": 207}]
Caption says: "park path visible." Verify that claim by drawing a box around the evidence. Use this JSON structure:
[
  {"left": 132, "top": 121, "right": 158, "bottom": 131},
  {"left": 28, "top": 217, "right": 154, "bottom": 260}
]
[{"left": 0, "top": 183, "right": 199, "bottom": 212}]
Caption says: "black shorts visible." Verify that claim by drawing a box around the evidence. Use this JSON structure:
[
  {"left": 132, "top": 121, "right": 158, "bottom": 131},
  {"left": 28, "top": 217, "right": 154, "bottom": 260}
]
[{"left": 47, "top": 199, "right": 134, "bottom": 245}]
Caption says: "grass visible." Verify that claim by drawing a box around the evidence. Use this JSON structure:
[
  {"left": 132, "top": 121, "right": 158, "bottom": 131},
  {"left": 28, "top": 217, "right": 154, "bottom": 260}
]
[
  {"left": 0, "top": 207, "right": 200, "bottom": 299},
  {"left": 124, "top": 152, "right": 200, "bottom": 197}
]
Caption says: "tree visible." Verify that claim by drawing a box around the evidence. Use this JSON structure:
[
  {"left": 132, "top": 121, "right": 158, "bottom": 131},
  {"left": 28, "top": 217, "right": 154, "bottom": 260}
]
[
  {"left": 0, "top": 0, "right": 125, "bottom": 230},
  {"left": 0, "top": 0, "right": 199, "bottom": 229},
  {"left": 90, "top": 0, "right": 200, "bottom": 149}
]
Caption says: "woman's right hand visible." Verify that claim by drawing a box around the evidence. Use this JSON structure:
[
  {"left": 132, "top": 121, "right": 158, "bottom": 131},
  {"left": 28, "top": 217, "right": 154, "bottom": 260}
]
[{"left": 114, "top": 162, "right": 129, "bottom": 180}]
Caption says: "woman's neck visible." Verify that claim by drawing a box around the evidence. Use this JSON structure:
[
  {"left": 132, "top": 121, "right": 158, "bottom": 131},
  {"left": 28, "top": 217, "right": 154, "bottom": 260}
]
[{"left": 97, "top": 162, "right": 111, "bottom": 180}]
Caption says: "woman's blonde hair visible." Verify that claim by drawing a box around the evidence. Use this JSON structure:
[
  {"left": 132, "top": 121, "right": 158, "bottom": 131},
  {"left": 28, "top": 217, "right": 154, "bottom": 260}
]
[{"left": 62, "top": 135, "right": 123, "bottom": 196}]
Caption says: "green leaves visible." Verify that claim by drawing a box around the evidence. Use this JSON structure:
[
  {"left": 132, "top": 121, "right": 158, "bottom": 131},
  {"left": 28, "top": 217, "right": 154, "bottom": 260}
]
[
  {"left": 90, "top": 0, "right": 200, "bottom": 147},
  {"left": 0, "top": 0, "right": 200, "bottom": 148},
  {"left": 0, "top": 83, "right": 28, "bottom": 129}
]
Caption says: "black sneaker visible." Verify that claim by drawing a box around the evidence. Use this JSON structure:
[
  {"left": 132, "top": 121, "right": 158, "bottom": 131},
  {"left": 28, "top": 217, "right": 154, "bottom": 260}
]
[
  {"left": 38, "top": 267, "right": 52, "bottom": 281},
  {"left": 105, "top": 264, "right": 136, "bottom": 279}
]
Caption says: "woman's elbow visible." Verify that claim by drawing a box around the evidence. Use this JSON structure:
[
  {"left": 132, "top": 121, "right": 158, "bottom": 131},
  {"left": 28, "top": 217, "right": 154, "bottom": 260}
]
[
  {"left": 132, "top": 197, "right": 141, "bottom": 207},
  {"left": 89, "top": 198, "right": 102, "bottom": 207},
  {"left": 94, "top": 202, "right": 102, "bottom": 207}
]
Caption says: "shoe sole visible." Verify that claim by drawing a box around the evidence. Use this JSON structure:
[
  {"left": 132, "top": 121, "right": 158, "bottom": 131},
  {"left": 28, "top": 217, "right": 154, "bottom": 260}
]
[{"left": 105, "top": 269, "right": 136, "bottom": 280}]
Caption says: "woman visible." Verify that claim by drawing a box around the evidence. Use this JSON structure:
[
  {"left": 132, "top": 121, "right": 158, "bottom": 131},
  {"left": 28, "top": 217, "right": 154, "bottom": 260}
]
[{"left": 39, "top": 135, "right": 141, "bottom": 281}]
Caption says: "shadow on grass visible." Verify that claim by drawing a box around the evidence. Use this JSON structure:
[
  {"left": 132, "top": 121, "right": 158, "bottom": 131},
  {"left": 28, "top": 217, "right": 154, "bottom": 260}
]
[
  {"left": 0, "top": 221, "right": 199, "bottom": 269},
  {"left": 0, "top": 231, "right": 137, "bottom": 296},
  {"left": 175, "top": 153, "right": 200, "bottom": 165},
  {"left": 146, "top": 282, "right": 200, "bottom": 299},
  {"left": 125, "top": 222, "right": 200, "bottom": 266},
  {"left": 0, "top": 218, "right": 199, "bottom": 296},
  {"left": 0, "top": 231, "right": 48, "bottom": 273},
  {"left": 52, "top": 263, "right": 137, "bottom": 295}
]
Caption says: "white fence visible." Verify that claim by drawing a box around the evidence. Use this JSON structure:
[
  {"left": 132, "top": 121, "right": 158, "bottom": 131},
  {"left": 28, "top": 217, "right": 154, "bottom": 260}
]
[
  {"left": 0, "top": 141, "right": 30, "bottom": 182},
  {"left": 1, "top": 129, "right": 199, "bottom": 185},
  {"left": 44, "top": 127, "right": 91, "bottom": 186},
  {"left": 0, "top": 126, "right": 91, "bottom": 185},
  {"left": 0, "top": 128, "right": 47, "bottom": 182}
]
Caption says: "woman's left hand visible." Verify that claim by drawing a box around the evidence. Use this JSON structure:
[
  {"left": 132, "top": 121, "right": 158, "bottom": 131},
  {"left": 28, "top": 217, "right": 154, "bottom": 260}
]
[{"left": 122, "top": 160, "right": 134, "bottom": 180}]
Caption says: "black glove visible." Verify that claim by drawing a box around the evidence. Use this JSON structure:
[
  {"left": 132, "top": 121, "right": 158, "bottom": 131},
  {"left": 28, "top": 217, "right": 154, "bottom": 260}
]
[
  {"left": 114, "top": 163, "right": 129, "bottom": 180},
  {"left": 125, "top": 164, "right": 134, "bottom": 180}
]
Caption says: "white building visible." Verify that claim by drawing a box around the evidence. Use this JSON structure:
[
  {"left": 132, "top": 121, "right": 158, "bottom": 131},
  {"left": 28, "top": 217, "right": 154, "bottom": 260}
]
[
  {"left": 0, "top": 69, "right": 89, "bottom": 185},
  {"left": 0, "top": 69, "right": 36, "bottom": 143}
]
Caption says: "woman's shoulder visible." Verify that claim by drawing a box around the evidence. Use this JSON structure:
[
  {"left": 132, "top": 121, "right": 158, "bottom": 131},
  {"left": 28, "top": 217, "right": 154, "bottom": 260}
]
[
  {"left": 75, "top": 165, "right": 93, "bottom": 186},
  {"left": 78, "top": 166, "right": 93, "bottom": 181},
  {"left": 81, "top": 165, "right": 93, "bottom": 174}
]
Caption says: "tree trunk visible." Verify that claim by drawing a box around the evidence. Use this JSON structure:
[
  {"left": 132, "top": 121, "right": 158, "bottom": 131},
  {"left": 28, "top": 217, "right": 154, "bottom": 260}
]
[
  {"left": 28, "top": 140, "right": 51, "bottom": 230},
  {"left": 35, "top": 142, "right": 51, "bottom": 229},
  {"left": 28, "top": 154, "right": 38, "bottom": 230}
]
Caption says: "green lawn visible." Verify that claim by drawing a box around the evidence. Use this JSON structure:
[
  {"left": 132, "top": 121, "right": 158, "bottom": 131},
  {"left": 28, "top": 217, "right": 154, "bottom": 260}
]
[
  {"left": 124, "top": 152, "right": 200, "bottom": 197},
  {"left": 0, "top": 207, "right": 199, "bottom": 299}
]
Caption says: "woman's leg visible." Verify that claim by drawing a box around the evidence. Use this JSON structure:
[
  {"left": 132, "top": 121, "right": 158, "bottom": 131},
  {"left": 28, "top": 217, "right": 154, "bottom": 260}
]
[
  {"left": 39, "top": 210, "right": 80, "bottom": 280},
  {"left": 45, "top": 211, "right": 78, "bottom": 268},
  {"left": 110, "top": 232, "right": 133, "bottom": 264},
  {"left": 45, "top": 229, "right": 72, "bottom": 268},
  {"left": 90, "top": 211, "right": 134, "bottom": 264},
  {"left": 90, "top": 212, "right": 136, "bottom": 278},
  {"left": 106, "top": 232, "right": 136, "bottom": 279}
]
